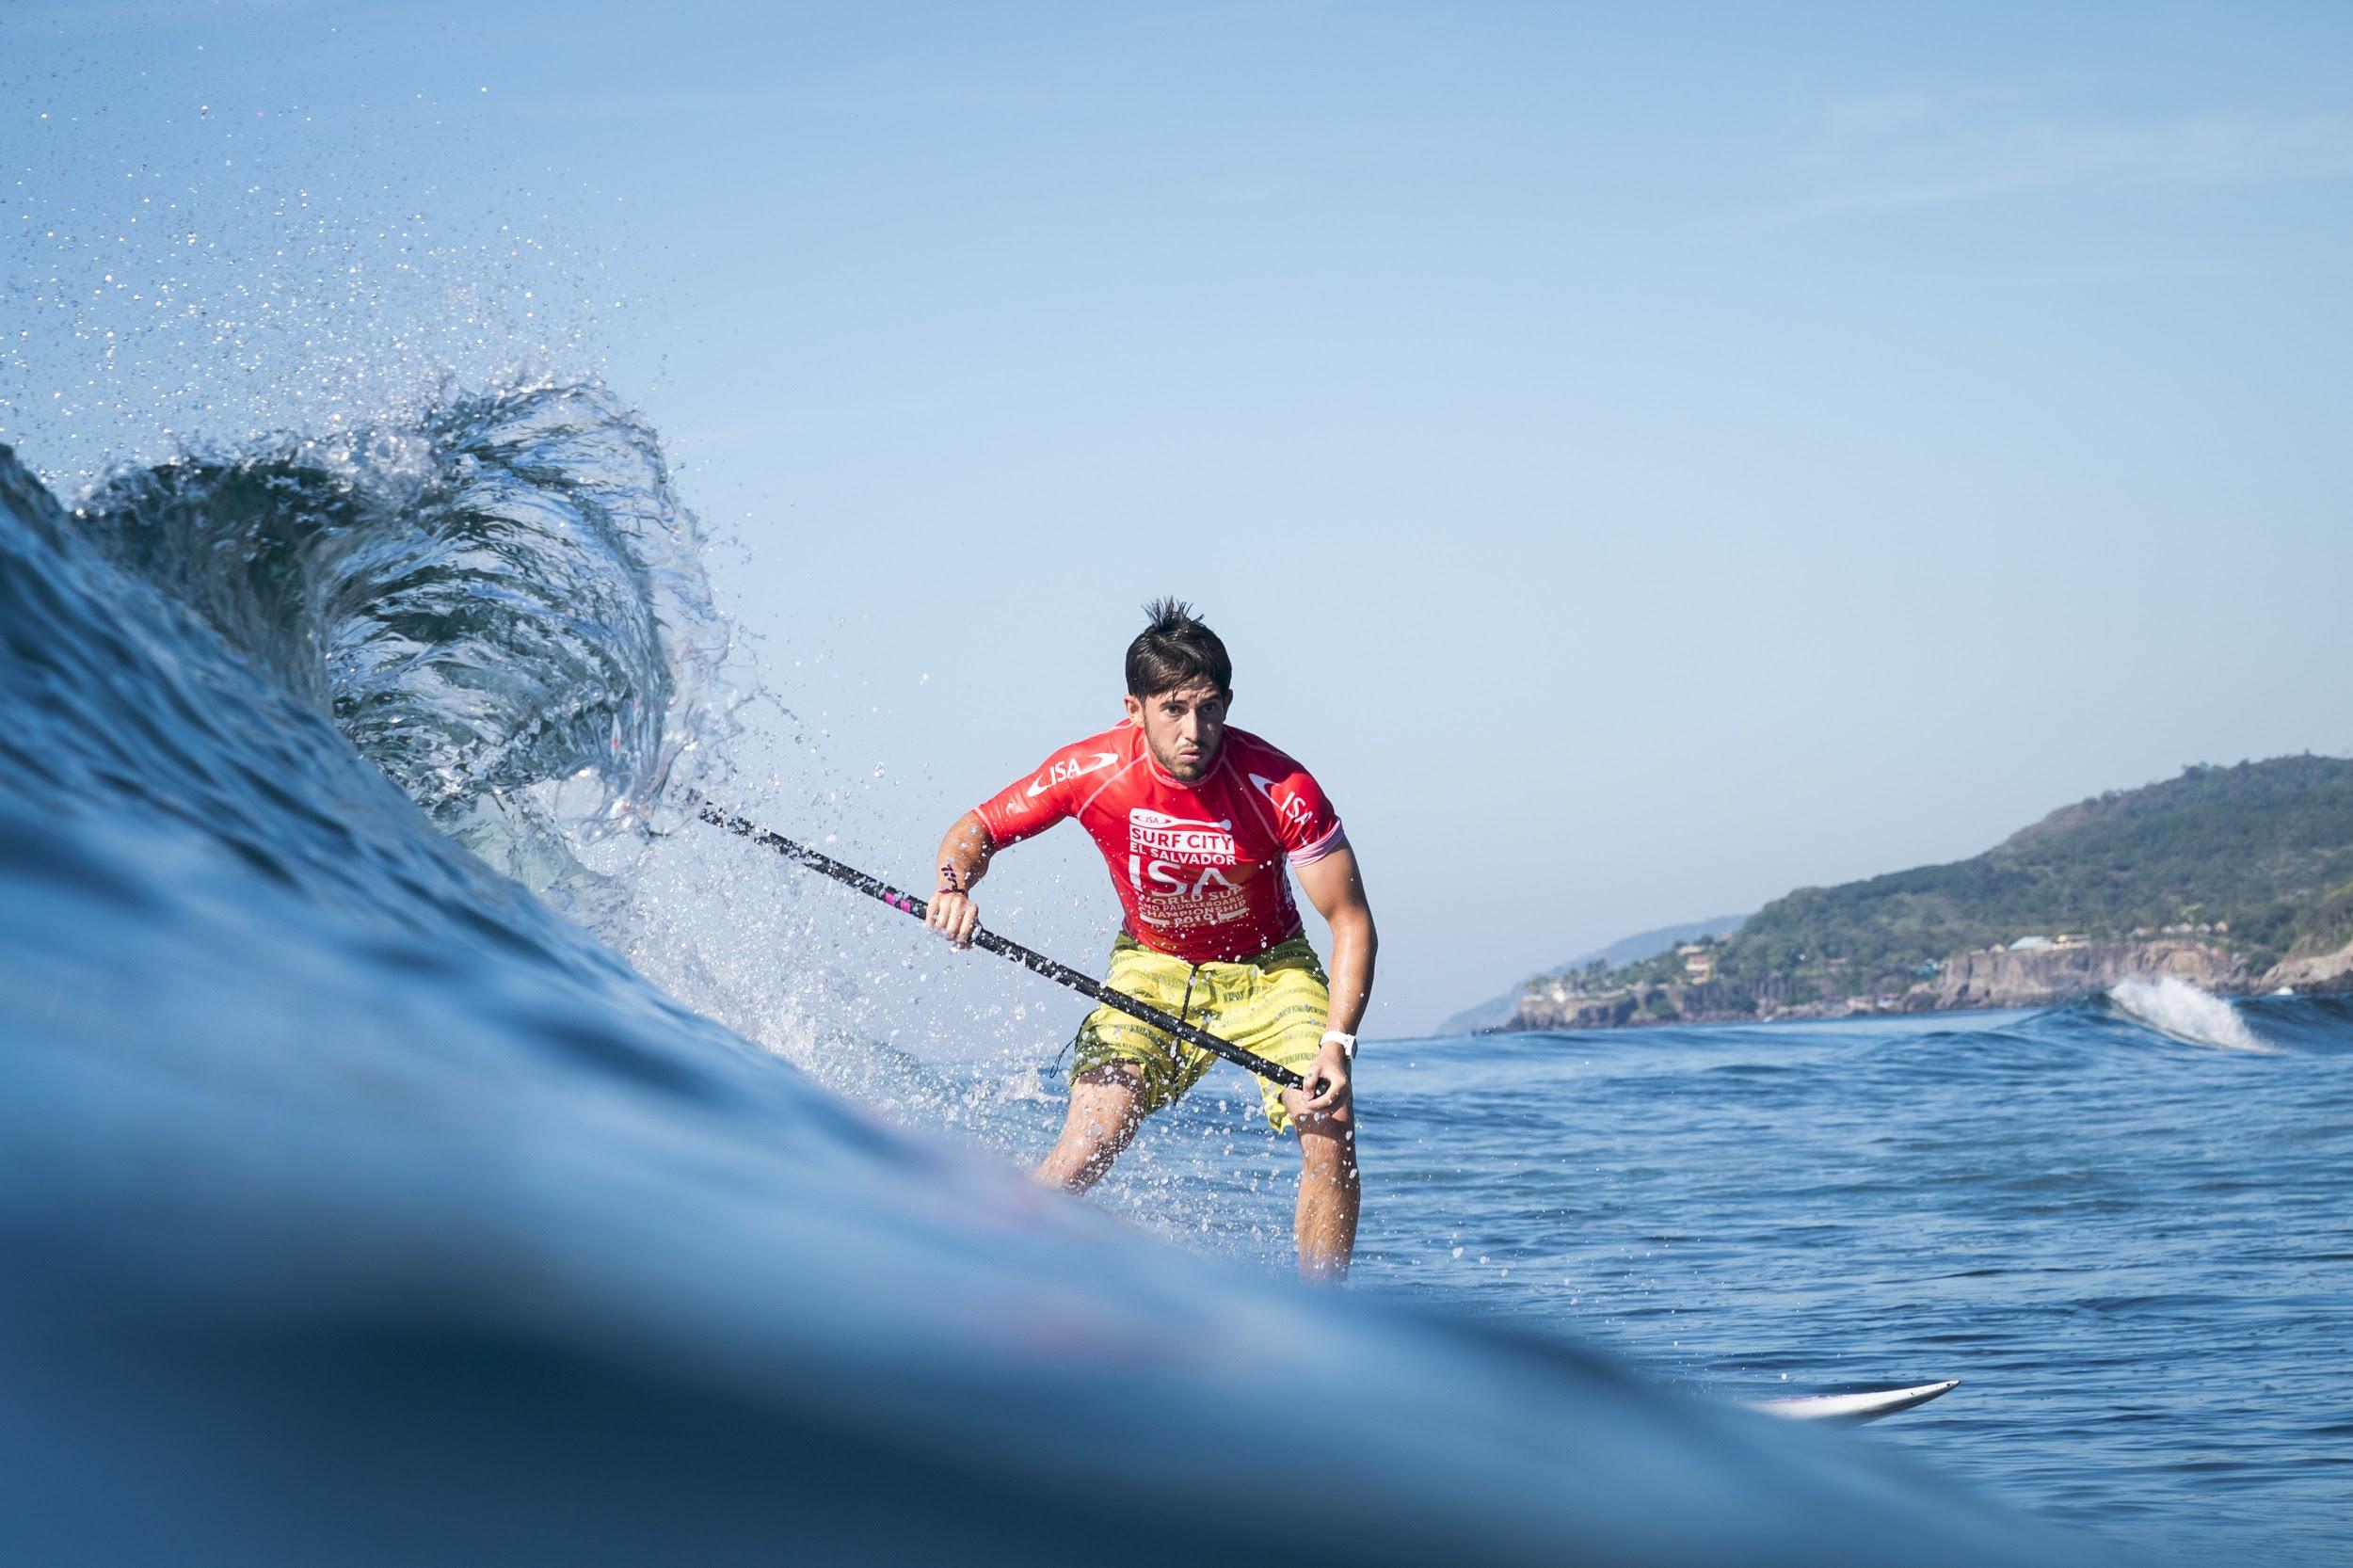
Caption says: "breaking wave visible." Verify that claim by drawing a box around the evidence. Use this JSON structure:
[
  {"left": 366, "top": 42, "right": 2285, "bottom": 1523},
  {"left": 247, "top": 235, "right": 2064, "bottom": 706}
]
[
  {"left": 71, "top": 379, "right": 738, "bottom": 897},
  {"left": 2108, "top": 976, "right": 2273, "bottom": 1053}
]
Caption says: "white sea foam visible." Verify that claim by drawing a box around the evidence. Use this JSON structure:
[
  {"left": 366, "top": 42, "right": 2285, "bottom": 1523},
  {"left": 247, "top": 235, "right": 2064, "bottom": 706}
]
[{"left": 2109, "top": 976, "right": 2274, "bottom": 1052}]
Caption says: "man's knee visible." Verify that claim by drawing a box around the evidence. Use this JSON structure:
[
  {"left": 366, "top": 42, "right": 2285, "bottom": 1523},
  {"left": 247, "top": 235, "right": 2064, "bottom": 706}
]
[
  {"left": 1064, "top": 1066, "right": 1145, "bottom": 1144},
  {"left": 1037, "top": 1067, "right": 1149, "bottom": 1193}
]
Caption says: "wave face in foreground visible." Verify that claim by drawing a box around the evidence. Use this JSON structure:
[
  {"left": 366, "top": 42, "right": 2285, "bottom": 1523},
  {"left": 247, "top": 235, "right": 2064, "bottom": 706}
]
[{"left": 0, "top": 430, "right": 2080, "bottom": 1567}]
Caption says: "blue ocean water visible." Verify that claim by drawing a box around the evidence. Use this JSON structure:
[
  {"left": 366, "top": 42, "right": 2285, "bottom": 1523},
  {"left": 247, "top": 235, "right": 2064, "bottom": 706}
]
[
  {"left": 0, "top": 393, "right": 2329, "bottom": 1565},
  {"left": 1096, "top": 995, "right": 2353, "bottom": 1565}
]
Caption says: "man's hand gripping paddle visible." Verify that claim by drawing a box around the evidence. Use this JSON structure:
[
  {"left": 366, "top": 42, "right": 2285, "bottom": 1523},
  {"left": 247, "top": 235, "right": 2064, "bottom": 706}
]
[{"left": 696, "top": 802, "right": 1314, "bottom": 1092}]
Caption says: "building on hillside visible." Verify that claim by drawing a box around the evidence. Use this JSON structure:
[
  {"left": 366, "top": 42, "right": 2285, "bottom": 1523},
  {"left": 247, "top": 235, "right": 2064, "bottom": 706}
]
[{"left": 2009, "top": 935, "right": 2056, "bottom": 951}]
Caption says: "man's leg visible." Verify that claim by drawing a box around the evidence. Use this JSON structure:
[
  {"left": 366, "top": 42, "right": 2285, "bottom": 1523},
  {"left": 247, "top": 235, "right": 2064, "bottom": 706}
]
[
  {"left": 1032, "top": 1064, "right": 1146, "bottom": 1194},
  {"left": 1289, "top": 1098, "right": 1359, "bottom": 1282}
]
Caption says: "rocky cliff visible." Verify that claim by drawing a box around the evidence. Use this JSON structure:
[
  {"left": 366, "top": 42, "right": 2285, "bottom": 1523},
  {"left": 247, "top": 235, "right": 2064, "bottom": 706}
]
[
  {"left": 1925, "top": 939, "right": 2248, "bottom": 1011},
  {"left": 2265, "top": 934, "right": 2353, "bottom": 993}
]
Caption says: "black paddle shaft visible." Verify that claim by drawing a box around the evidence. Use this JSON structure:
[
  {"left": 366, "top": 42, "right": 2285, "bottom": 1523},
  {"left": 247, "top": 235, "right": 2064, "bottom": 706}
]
[{"left": 696, "top": 803, "right": 1310, "bottom": 1091}]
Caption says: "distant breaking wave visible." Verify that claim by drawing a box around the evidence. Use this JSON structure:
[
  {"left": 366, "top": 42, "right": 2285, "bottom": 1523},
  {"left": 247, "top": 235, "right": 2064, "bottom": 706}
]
[{"left": 2108, "top": 976, "right": 2273, "bottom": 1053}]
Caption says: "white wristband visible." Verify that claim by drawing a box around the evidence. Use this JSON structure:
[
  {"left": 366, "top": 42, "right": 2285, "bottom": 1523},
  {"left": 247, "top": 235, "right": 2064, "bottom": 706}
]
[{"left": 1321, "top": 1030, "right": 1356, "bottom": 1062}]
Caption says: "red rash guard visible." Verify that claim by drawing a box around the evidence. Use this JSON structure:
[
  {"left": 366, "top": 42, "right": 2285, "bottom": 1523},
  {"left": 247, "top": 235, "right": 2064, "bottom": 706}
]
[{"left": 972, "top": 721, "right": 1345, "bottom": 964}]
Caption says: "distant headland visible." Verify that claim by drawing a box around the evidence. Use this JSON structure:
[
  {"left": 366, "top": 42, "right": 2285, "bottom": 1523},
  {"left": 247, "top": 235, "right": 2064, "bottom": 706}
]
[{"left": 1496, "top": 755, "right": 2353, "bottom": 1032}]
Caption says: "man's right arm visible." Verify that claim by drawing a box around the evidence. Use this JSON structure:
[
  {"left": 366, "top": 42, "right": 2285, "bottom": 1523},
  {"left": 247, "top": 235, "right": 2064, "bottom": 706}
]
[
  {"left": 933, "top": 739, "right": 1094, "bottom": 947},
  {"left": 924, "top": 810, "right": 994, "bottom": 949}
]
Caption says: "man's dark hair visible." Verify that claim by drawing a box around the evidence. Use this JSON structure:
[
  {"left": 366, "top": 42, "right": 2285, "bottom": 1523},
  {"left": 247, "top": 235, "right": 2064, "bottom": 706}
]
[{"left": 1126, "top": 597, "right": 1232, "bottom": 697}]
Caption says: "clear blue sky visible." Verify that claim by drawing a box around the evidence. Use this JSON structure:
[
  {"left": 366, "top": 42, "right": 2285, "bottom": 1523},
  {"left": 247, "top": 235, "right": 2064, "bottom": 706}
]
[{"left": 7, "top": 2, "right": 2351, "bottom": 1032}]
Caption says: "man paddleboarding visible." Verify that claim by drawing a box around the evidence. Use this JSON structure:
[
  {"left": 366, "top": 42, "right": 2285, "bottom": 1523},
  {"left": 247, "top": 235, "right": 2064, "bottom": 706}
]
[{"left": 924, "top": 600, "right": 1376, "bottom": 1279}]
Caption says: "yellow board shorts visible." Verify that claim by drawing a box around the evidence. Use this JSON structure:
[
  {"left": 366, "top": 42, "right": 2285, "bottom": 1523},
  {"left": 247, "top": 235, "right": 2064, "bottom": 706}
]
[{"left": 1069, "top": 932, "right": 1332, "bottom": 1135}]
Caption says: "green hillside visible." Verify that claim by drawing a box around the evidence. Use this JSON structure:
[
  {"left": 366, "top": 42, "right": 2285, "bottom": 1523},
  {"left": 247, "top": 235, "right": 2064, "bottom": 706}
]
[{"left": 1586, "top": 755, "right": 2353, "bottom": 1003}]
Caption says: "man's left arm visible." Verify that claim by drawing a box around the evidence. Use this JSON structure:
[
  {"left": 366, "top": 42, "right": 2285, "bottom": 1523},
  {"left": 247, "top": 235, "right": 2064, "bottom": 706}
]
[{"left": 1294, "top": 841, "right": 1376, "bottom": 1112}]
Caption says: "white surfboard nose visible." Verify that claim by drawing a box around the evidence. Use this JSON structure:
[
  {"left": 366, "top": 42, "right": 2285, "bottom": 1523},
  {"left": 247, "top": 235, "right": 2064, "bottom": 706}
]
[{"left": 1749, "top": 1379, "right": 1961, "bottom": 1423}]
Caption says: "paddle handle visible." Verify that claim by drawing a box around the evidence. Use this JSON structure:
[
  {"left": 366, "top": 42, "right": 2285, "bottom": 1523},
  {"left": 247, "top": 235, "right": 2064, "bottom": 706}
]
[{"left": 696, "top": 803, "right": 1309, "bottom": 1091}]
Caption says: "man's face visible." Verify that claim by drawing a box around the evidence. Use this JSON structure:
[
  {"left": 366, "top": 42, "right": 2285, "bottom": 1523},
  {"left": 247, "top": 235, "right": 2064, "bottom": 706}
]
[{"left": 1125, "top": 679, "right": 1229, "bottom": 783}]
